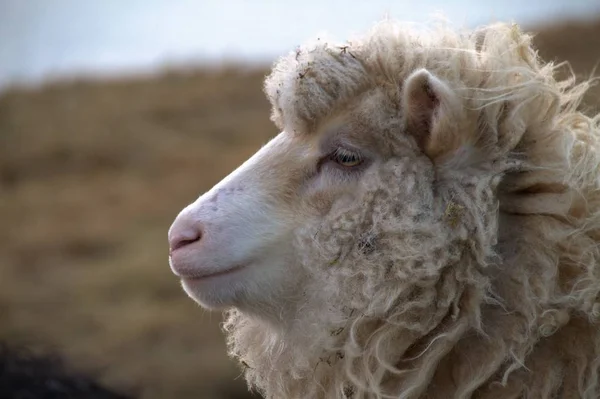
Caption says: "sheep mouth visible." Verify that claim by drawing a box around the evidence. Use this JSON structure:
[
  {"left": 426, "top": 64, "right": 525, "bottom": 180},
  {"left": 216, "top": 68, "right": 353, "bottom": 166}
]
[{"left": 178, "top": 263, "right": 247, "bottom": 281}]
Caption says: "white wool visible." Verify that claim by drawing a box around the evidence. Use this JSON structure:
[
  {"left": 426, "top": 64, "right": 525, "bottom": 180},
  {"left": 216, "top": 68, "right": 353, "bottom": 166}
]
[{"left": 223, "top": 20, "right": 600, "bottom": 398}]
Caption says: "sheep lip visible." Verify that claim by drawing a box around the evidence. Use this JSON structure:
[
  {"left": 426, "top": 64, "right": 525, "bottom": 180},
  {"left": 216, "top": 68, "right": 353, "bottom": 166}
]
[{"left": 177, "top": 264, "right": 247, "bottom": 281}]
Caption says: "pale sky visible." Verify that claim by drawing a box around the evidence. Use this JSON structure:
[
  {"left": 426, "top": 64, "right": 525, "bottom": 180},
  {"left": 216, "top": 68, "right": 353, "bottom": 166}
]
[{"left": 1, "top": 0, "right": 600, "bottom": 91}]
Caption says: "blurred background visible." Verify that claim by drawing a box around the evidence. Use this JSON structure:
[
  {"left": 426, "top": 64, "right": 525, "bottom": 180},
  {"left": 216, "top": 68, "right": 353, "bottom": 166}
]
[{"left": 1, "top": 1, "right": 599, "bottom": 398}]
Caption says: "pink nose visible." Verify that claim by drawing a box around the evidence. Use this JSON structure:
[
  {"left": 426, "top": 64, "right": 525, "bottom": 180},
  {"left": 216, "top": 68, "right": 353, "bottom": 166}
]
[{"left": 168, "top": 221, "right": 203, "bottom": 253}]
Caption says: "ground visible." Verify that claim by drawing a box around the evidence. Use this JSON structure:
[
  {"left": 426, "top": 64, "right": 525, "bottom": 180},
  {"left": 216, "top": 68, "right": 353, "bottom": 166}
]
[{"left": 0, "top": 17, "right": 598, "bottom": 399}]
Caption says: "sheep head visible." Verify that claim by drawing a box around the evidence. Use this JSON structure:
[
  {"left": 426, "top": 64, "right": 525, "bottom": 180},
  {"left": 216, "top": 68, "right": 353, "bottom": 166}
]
[
  {"left": 168, "top": 21, "right": 600, "bottom": 399},
  {"left": 168, "top": 53, "right": 485, "bottom": 317}
]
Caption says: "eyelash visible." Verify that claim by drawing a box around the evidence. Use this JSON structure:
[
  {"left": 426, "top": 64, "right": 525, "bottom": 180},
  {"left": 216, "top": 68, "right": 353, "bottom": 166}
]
[{"left": 329, "top": 148, "right": 363, "bottom": 167}]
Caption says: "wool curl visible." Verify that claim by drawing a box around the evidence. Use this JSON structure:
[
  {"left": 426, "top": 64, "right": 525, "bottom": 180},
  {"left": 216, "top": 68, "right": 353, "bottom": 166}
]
[{"left": 224, "top": 20, "right": 600, "bottom": 398}]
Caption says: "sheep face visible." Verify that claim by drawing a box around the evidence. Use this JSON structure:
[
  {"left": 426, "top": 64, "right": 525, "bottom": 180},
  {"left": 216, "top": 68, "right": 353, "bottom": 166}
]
[{"left": 169, "top": 68, "right": 468, "bottom": 324}]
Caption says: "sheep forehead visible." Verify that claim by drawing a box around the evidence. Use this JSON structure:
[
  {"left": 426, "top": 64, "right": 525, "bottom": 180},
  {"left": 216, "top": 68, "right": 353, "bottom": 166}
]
[
  {"left": 264, "top": 25, "right": 410, "bottom": 136},
  {"left": 263, "top": 20, "right": 460, "bottom": 138},
  {"left": 263, "top": 20, "right": 541, "bottom": 141}
]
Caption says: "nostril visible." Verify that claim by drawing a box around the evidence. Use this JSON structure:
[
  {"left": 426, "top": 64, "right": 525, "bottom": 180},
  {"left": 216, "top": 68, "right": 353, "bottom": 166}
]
[{"left": 169, "top": 229, "right": 202, "bottom": 253}]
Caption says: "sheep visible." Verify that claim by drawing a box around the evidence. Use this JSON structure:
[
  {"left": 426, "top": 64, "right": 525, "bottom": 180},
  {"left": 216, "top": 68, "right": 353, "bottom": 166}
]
[
  {"left": 168, "top": 19, "right": 600, "bottom": 398},
  {"left": 0, "top": 343, "right": 134, "bottom": 399}
]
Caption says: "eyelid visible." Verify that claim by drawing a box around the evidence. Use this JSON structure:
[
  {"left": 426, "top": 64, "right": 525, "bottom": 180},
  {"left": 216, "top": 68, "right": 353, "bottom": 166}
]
[{"left": 332, "top": 147, "right": 360, "bottom": 159}]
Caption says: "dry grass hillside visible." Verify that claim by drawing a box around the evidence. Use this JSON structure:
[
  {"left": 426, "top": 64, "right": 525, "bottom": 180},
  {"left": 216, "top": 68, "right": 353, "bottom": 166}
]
[{"left": 1, "top": 17, "right": 599, "bottom": 399}]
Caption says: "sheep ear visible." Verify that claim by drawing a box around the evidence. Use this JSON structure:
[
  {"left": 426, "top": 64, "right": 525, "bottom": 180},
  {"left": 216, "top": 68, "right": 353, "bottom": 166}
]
[{"left": 402, "top": 68, "right": 459, "bottom": 159}]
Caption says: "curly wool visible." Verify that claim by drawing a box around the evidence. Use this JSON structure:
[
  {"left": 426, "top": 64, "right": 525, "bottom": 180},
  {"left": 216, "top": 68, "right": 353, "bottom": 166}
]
[{"left": 225, "top": 20, "right": 600, "bottom": 398}]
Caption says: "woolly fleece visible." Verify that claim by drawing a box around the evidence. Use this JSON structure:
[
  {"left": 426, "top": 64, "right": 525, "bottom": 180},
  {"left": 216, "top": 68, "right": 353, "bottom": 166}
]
[{"left": 224, "top": 20, "right": 600, "bottom": 398}]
